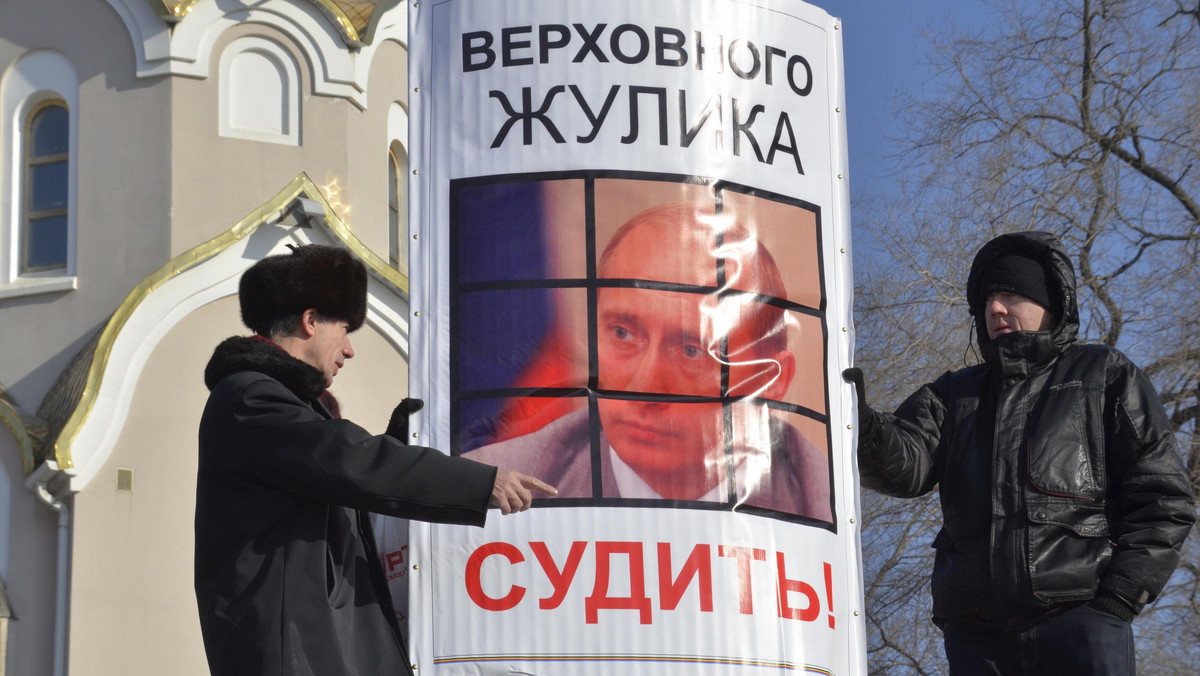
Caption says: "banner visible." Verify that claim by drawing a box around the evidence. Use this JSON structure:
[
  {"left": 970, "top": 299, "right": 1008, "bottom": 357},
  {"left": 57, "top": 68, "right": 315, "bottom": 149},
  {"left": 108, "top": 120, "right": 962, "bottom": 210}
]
[{"left": 405, "top": 1, "right": 863, "bottom": 673}]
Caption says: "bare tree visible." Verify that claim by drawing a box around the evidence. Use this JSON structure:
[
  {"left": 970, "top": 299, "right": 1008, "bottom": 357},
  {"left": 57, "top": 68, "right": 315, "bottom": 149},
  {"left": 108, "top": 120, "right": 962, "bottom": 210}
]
[{"left": 852, "top": 0, "right": 1200, "bottom": 672}]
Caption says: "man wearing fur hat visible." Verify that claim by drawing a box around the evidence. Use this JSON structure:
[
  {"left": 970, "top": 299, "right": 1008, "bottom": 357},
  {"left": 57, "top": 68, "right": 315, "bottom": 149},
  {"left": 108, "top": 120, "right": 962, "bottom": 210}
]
[
  {"left": 195, "top": 244, "right": 555, "bottom": 676},
  {"left": 845, "top": 231, "right": 1194, "bottom": 674}
]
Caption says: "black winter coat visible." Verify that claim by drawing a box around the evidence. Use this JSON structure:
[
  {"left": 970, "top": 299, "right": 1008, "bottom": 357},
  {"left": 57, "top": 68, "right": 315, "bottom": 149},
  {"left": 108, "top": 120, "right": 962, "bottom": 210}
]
[
  {"left": 196, "top": 337, "right": 497, "bottom": 675},
  {"left": 858, "top": 231, "right": 1195, "bottom": 629}
]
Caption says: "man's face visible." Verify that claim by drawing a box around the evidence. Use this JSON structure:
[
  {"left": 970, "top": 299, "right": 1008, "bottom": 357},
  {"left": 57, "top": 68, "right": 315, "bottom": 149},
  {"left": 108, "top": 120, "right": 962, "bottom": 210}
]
[
  {"left": 984, "top": 291, "right": 1053, "bottom": 339},
  {"left": 595, "top": 219, "right": 791, "bottom": 499},
  {"left": 305, "top": 318, "right": 355, "bottom": 387},
  {"left": 597, "top": 285, "right": 725, "bottom": 495}
]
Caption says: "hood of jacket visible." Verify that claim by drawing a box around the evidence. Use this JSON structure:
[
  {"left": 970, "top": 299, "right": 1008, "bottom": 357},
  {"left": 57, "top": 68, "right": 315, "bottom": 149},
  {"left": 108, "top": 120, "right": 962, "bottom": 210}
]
[
  {"left": 203, "top": 336, "right": 326, "bottom": 402},
  {"left": 966, "top": 231, "right": 1079, "bottom": 363}
]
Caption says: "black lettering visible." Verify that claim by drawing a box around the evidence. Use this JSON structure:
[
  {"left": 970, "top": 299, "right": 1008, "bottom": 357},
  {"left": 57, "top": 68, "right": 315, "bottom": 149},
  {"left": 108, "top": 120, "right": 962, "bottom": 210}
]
[
  {"left": 622, "top": 86, "right": 669, "bottom": 145},
  {"left": 655, "top": 27, "right": 687, "bottom": 67},
  {"left": 488, "top": 86, "right": 567, "bottom": 148},
  {"left": 539, "top": 24, "right": 571, "bottom": 63},
  {"left": 764, "top": 45, "right": 786, "bottom": 86},
  {"left": 766, "top": 111, "right": 804, "bottom": 173},
  {"left": 501, "top": 26, "right": 534, "bottom": 67},
  {"left": 462, "top": 31, "right": 495, "bottom": 72},
  {"left": 693, "top": 30, "right": 723, "bottom": 72},
  {"left": 678, "top": 91, "right": 723, "bottom": 151},
  {"left": 728, "top": 39, "right": 761, "bottom": 80},
  {"left": 570, "top": 85, "right": 621, "bottom": 143},
  {"left": 573, "top": 23, "right": 610, "bottom": 63},
  {"left": 788, "top": 55, "right": 813, "bottom": 96},
  {"left": 610, "top": 23, "right": 650, "bottom": 64},
  {"left": 732, "top": 98, "right": 765, "bottom": 161}
]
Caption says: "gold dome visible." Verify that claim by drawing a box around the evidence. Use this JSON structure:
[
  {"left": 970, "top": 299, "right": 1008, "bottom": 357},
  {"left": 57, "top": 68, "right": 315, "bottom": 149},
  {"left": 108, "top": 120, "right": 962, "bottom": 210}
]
[{"left": 152, "top": 0, "right": 387, "bottom": 45}]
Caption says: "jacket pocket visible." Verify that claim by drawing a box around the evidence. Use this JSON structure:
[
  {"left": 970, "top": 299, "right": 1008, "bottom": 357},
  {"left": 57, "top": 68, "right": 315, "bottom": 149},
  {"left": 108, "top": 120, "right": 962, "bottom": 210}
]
[
  {"left": 930, "top": 529, "right": 990, "bottom": 618},
  {"left": 1027, "top": 499, "right": 1112, "bottom": 604},
  {"left": 1027, "top": 383, "right": 1104, "bottom": 500}
]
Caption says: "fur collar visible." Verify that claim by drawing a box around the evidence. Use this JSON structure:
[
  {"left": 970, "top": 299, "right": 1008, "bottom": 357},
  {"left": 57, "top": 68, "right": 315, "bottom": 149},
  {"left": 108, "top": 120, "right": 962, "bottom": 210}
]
[{"left": 204, "top": 336, "right": 326, "bottom": 402}]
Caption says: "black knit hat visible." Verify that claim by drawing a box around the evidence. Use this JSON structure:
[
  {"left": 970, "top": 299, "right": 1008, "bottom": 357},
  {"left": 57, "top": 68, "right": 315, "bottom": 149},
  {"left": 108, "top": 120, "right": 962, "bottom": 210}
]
[
  {"left": 979, "top": 253, "right": 1058, "bottom": 315},
  {"left": 239, "top": 244, "right": 367, "bottom": 335}
]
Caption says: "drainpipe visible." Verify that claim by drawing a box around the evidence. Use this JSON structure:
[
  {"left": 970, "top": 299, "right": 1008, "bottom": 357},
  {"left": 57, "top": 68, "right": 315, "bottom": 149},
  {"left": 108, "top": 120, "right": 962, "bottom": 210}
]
[
  {"left": 24, "top": 461, "right": 69, "bottom": 676},
  {"left": 0, "top": 579, "right": 11, "bottom": 676}
]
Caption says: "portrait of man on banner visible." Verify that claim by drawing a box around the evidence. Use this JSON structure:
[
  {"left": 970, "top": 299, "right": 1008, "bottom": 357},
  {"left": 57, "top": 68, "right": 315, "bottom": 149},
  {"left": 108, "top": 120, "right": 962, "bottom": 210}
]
[{"left": 453, "top": 175, "right": 833, "bottom": 524}]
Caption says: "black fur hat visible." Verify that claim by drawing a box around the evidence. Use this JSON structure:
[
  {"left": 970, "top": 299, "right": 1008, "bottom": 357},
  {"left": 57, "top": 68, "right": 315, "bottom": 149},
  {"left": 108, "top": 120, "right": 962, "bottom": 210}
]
[{"left": 239, "top": 244, "right": 367, "bottom": 335}]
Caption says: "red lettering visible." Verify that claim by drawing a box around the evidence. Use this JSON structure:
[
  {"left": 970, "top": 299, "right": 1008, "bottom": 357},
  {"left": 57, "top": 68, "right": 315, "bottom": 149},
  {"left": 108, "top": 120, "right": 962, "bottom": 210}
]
[
  {"left": 775, "top": 552, "right": 820, "bottom": 622},
  {"left": 586, "top": 541, "right": 652, "bottom": 624},
  {"left": 824, "top": 562, "right": 835, "bottom": 629},
  {"left": 462, "top": 540, "right": 836, "bottom": 625},
  {"left": 658, "top": 543, "right": 714, "bottom": 612},
  {"left": 465, "top": 542, "right": 526, "bottom": 611},
  {"left": 719, "top": 545, "right": 767, "bottom": 615},
  {"left": 384, "top": 548, "right": 406, "bottom": 572},
  {"left": 530, "top": 541, "right": 587, "bottom": 610}
]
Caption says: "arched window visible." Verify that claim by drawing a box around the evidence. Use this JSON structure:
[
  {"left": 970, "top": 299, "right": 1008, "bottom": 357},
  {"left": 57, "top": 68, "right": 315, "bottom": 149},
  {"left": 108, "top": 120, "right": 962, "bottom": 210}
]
[
  {"left": 1, "top": 49, "right": 77, "bottom": 297},
  {"left": 22, "top": 102, "right": 70, "bottom": 272},
  {"left": 219, "top": 37, "right": 300, "bottom": 146},
  {"left": 388, "top": 142, "right": 409, "bottom": 280}
]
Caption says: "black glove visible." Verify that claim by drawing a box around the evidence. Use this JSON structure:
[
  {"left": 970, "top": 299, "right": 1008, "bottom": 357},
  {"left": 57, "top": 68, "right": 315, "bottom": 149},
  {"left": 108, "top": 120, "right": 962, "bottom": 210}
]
[
  {"left": 386, "top": 397, "right": 424, "bottom": 441},
  {"left": 842, "top": 367, "right": 882, "bottom": 437},
  {"left": 1089, "top": 592, "right": 1136, "bottom": 622}
]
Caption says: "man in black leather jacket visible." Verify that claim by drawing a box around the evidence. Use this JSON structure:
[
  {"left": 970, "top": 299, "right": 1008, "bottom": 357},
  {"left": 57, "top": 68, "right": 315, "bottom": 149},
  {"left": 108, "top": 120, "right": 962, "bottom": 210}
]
[{"left": 846, "top": 231, "right": 1194, "bottom": 674}]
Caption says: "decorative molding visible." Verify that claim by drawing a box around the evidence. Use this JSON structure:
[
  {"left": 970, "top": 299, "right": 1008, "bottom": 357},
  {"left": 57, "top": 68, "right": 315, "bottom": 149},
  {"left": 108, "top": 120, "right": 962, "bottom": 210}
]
[
  {"left": 0, "top": 50, "right": 80, "bottom": 294},
  {"left": 0, "top": 276, "right": 77, "bottom": 301},
  {"left": 151, "top": 0, "right": 202, "bottom": 22},
  {"left": 103, "top": 0, "right": 175, "bottom": 78},
  {"left": 304, "top": 0, "right": 364, "bottom": 46},
  {"left": 50, "top": 173, "right": 410, "bottom": 491},
  {"left": 218, "top": 36, "right": 302, "bottom": 145},
  {"left": 351, "top": 3, "right": 407, "bottom": 94},
  {"left": 153, "top": 0, "right": 375, "bottom": 43},
  {"left": 0, "top": 397, "right": 36, "bottom": 476},
  {"left": 105, "top": 0, "right": 408, "bottom": 110}
]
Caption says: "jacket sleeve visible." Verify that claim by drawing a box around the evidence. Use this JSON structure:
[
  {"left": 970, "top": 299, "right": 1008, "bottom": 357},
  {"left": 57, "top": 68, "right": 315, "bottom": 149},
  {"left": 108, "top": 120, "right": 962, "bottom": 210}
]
[
  {"left": 857, "top": 380, "right": 948, "bottom": 498},
  {"left": 202, "top": 373, "right": 497, "bottom": 526},
  {"left": 1098, "top": 357, "right": 1196, "bottom": 613}
]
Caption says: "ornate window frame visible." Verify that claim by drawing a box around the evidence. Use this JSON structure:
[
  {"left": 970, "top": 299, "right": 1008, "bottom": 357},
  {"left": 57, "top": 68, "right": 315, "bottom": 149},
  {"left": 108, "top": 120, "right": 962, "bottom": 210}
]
[
  {"left": 21, "top": 101, "right": 71, "bottom": 273},
  {"left": 0, "top": 50, "right": 79, "bottom": 300},
  {"left": 218, "top": 36, "right": 301, "bottom": 146}
]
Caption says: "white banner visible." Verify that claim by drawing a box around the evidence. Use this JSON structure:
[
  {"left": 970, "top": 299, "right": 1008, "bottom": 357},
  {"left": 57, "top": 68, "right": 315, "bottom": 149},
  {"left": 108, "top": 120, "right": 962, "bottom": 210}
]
[{"left": 405, "top": 1, "right": 864, "bottom": 673}]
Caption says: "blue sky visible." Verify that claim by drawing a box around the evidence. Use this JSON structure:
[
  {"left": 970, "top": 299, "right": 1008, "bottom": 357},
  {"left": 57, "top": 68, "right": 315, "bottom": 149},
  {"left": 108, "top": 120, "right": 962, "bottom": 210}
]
[{"left": 813, "top": 1, "right": 995, "bottom": 199}]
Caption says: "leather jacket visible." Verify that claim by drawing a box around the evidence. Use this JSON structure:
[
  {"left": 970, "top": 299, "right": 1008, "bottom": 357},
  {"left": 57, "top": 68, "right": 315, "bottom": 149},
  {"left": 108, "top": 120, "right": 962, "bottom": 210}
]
[{"left": 858, "top": 232, "right": 1195, "bottom": 629}]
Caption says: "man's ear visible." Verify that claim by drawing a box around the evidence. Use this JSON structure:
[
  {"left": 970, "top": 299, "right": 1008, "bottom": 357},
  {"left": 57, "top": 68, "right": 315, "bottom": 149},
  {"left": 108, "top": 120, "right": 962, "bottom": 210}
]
[
  {"left": 763, "top": 349, "right": 795, "bottom": 400},
  {"left": 300, "top": 308, "right": 320, "bottom": 338}
]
